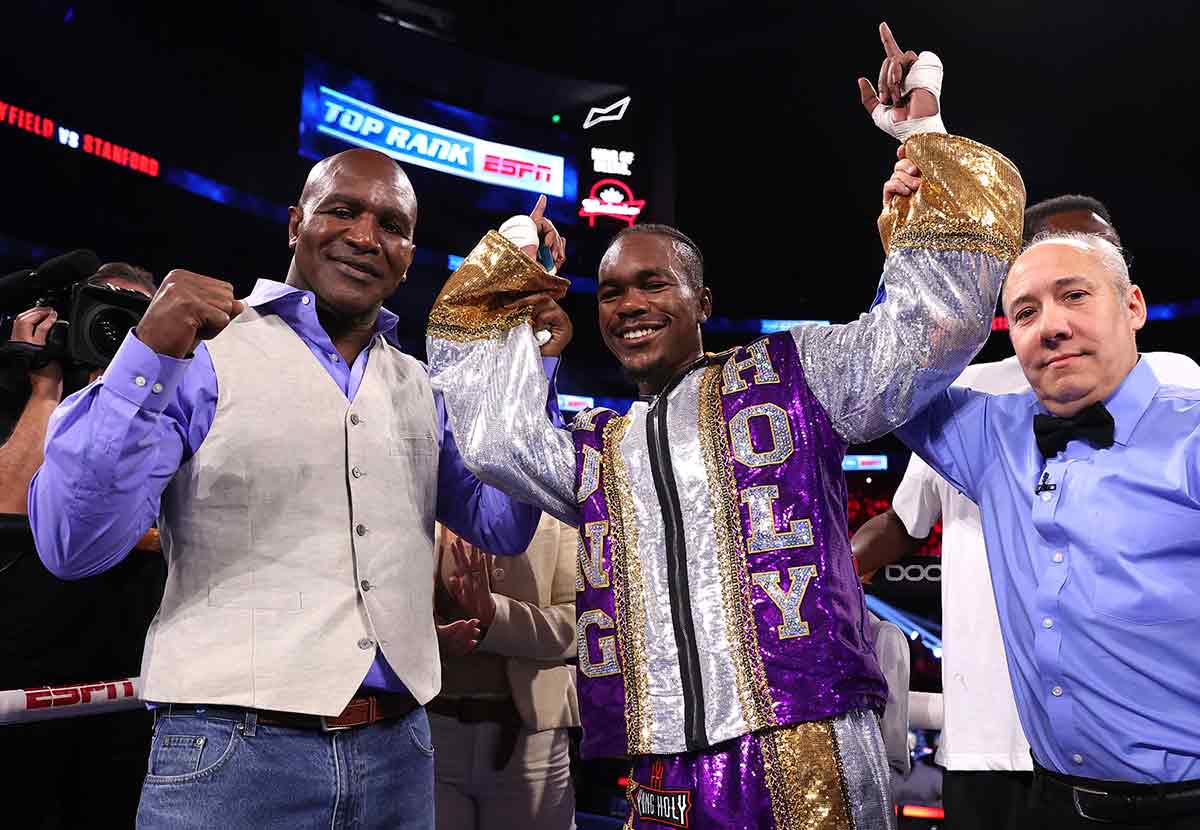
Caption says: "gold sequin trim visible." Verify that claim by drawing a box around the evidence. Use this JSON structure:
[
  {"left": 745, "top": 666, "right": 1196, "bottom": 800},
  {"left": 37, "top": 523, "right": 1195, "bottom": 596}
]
[
  {"left": 891, "top": 221, "right": 1017, "bottom": 260},
  {"left": 762, "top": 719, "right": 854, "bottom": 830},
  {"left": 878, "top": 133, "right": 1026, "bottom": 264},
  {"left": 602, "top": 415, "right": 652, "bottom": 755},
  {"left": 426, "top": 230, "right": 570, "bottom": 343},
  {"left": 698, "top": 363, "right": 776, "bottom": 732}
]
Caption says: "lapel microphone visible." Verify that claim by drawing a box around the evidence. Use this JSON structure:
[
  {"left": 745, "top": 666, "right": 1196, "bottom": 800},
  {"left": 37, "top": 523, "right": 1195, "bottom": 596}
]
[{"left": 1034, "top": 471, "right": 1057, "bottom": 495}]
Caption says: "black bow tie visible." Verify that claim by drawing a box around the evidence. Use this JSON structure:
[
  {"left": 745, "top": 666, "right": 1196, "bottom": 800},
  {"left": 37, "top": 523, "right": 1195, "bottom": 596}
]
[{"left": 1033, "top": 402, "right": 1115, "bottom": 458}]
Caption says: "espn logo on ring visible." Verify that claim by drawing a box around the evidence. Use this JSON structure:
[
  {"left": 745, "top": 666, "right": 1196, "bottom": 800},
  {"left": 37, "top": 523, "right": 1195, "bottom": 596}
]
[{"left": 24, "top": 680, "right": 137, "bottom": 710}]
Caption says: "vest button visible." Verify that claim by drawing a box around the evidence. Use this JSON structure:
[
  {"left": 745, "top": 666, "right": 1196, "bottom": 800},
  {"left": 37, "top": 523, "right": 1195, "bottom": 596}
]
[
  {"left": 350, "top": 413, "right": 361, "bottom": 426},
  {"left": 352, "top": 466, "right": 363, "bottom": 479},
  {"left": 357, "top": 638, "right": 374, "bottom": 650},
  {"left": 493, "top": 567, "right": 506, "bottom": 582},
  {"left": 356, "top": 524, "right": 368, "bottom": 536},
  {"left": 360, "top": 579, "right": 372, "bottom": 591}
]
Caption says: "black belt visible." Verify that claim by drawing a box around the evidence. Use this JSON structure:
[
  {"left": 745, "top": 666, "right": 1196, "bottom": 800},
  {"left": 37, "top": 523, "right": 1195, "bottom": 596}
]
[
  {"left": 161, "top": 692, "right": 419, "bottom": 732},
  {"left": 427, "top": 695, "right": 521, "bottom": 725},
  {"left": 1033, "top": 759, "right": 1200, "bottom": 823},
  {"left": 428, "top": 696, "right": 522, "bottom": 770}
]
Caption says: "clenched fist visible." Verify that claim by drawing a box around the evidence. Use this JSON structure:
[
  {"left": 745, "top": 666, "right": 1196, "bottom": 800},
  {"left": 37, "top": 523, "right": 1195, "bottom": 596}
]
[{"left": 135, "top": 270, "right": 245, "bottom": 358}]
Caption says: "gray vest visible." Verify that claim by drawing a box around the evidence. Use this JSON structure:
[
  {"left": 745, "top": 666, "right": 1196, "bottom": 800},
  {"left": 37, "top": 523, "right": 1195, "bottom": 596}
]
[{"left": 140, "top": 306, "right": 441, "bottom": 715}]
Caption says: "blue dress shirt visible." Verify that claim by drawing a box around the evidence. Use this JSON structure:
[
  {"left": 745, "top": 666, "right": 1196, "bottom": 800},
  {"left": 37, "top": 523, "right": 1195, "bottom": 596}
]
[
  {"left": 29, "top": 279, "right": 552, "bottom": 696},
  {"left": 899, "top": 357, "right": 1200, "bottom": 783}
]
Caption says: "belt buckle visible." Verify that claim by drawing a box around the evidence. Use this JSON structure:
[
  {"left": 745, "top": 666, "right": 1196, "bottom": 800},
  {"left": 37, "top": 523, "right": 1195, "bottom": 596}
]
[
  {"left": 320, "top": 697, "right": 375, "bottom": 732},
  {"left": 1072, "top": 786, "right": 1118, "bottom": 824},
  {"left": 320, "top": 715, "right": 356, "bottom": 732}
]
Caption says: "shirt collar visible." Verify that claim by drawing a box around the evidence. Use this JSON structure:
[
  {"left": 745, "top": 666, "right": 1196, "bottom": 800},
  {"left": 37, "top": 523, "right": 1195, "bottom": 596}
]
[
  {"left": 1104, "top": 356, "right": 1159, "bottom": 446},
  {"left": 1024, "top": 355, "right": 1158, "bottom": 447},
  {"left": 244, "top": 278, "right": 402, "bottom": 348}
]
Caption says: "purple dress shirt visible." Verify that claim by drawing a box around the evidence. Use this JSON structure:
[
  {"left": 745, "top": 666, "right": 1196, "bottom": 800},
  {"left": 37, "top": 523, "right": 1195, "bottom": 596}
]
[{"left": 29, "top": 279, "right": 554, "bottom": 695}]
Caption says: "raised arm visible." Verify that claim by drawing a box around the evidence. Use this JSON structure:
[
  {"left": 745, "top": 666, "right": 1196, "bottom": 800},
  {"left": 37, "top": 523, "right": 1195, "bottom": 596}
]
[
  {"left": 791, "top": 26, "right": 1024, "bottom": 444},
  {"left": 30, "top": 270, "right": 237, "bottom": 578},
  {"left": 29, "top": 334, "right": 207, "bottom": 578},
  {"left": 433, "top": 371, "right": 555, "bottom": 556},
  {"left": 426, "top": 230, "right": 579, "bottom": 526},
  {"left": 895, "top": 384, "right": 997, "bottom": 505},
  {"left": 794, "top": 132, "right": 1023, "bottom": 443}
]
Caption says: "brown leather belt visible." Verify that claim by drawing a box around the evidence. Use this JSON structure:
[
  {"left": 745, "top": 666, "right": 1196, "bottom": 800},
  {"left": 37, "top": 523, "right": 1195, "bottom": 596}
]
[
  {"left": 164, "top": 693, "right": 419, "bottom": 732},
  {"left": 262, "top": 693, "right": 419, "bottom": 731}
]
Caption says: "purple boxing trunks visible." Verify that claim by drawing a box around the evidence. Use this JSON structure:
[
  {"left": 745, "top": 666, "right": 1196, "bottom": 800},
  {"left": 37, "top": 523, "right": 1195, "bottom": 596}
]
[{"left": 624, "top": 709, "right": 894, "bottom": 830}]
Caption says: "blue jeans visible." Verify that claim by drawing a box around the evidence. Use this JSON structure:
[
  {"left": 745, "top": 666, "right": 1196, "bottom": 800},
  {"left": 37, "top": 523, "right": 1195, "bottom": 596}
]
[{"left": 136, "top": 704, "right": 435, "bottom": 829}]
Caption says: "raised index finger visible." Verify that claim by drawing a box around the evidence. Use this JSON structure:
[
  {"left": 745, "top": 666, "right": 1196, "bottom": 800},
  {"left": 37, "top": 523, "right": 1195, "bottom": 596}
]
[
  {"left": 530, "top": 194, "right": 547, "bottom": 223},
  {"left": 879, "top": 22, "right": 902, "bottom": 58}
]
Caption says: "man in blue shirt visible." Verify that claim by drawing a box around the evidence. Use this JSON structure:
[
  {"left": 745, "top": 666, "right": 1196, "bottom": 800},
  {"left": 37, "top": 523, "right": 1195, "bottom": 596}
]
[
  {"left": 897, "top": 226, "right": 1200, "bottom": 828},
  {"left": 28, "top": 149, "right": 559, "bottom": 830}
]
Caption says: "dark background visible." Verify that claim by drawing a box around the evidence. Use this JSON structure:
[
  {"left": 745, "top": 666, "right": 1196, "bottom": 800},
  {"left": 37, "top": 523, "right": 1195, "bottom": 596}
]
[
  {"left": 4, "top": 1, "right": 1196, "bottom": 362},
  {"left": 3, "top": 0, "right": 1197, "bottom": 631}
]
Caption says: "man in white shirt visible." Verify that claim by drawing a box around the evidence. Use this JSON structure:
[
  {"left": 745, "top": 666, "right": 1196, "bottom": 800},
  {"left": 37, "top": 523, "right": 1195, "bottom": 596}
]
[{"left": 852, "top": 196, "right": 1200, "bottom": 829}]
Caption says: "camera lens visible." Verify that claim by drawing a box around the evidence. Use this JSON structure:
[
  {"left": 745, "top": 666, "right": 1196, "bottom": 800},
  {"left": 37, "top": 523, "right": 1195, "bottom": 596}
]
[{"left": 86, "top": 306, "right": 140, "bottom": 361}]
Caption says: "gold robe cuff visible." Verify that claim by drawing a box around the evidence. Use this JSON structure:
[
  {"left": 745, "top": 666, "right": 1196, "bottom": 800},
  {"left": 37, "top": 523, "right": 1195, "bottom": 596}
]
[
  {"left": 878, "top": 134, "right": 1026, "bottom": 263},
  {"left": 427, "top": 230, "right": 571, "bottom": 343}
]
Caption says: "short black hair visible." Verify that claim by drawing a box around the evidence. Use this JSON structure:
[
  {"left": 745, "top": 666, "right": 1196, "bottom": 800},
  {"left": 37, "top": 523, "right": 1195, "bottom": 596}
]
[
  {"left": 1023, "top": 195, "right": 1119, "bottom": 245},
  {"left": 607, "top": 224, "right": 705, "bottom": 292},
  {"left": 87, "top": 262, "right": 158, "bottom": 294}
]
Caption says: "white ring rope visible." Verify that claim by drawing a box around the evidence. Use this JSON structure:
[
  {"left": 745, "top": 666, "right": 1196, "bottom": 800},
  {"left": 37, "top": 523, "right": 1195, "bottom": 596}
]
[{"left": 0, "top": 677, "right": 143, "bottom": 724}]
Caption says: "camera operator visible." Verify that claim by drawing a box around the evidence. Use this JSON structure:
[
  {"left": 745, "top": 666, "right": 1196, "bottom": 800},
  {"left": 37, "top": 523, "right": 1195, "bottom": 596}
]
[
  {"left": 0, "top": 262, "right": 165, "bottom": 830},
  {"left": 0, "top": 305, "right": 62, "bottom": 512}
]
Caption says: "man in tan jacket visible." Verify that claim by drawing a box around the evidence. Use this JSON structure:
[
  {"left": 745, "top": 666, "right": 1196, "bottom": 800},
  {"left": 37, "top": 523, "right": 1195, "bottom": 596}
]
[{"left": 431, "top": 515, "right": 579, "bottom": 829}]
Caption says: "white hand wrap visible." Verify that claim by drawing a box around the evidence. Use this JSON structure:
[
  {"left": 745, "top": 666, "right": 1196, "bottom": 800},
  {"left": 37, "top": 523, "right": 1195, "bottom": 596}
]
[
  {"left": 498, "top": 214, "right": 554, "bottom": 345},
  {"left": 498, "top": 215, "right": 539, "bottom": 250},
  {"left": 871, "top": 51, "right": 947, "bottom": 142}
]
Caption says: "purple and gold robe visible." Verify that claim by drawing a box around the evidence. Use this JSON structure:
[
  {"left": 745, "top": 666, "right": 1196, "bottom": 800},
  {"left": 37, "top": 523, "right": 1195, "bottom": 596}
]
[{"left": 427, "top": 133, "right": 1024, "bottom": 761}]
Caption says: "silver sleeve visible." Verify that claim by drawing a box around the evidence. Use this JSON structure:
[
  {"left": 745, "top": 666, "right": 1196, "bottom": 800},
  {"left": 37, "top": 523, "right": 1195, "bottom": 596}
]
[
  {"left": 428, "top": 323, "right": 580, "bottom": 526},
  {"left": 792, "top": 247, "right": 1006, "bottom": 444}
]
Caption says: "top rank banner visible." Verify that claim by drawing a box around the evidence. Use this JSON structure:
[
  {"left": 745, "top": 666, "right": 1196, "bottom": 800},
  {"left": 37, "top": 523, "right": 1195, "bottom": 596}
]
[{"left": 310, "top": 85, "right": 565, "bottom": 198}]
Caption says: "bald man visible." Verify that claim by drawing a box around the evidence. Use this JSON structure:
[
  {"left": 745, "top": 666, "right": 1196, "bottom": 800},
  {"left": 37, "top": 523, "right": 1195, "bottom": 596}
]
[
  {"left": 29, "top": 149, "right": 548, "bottom": 830},
  {"left": 895, "top": 231, "right": 1200, "bottom": 828}
]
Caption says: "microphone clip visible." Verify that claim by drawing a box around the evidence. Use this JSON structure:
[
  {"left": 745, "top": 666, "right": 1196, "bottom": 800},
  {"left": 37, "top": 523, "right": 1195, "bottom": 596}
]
[{"left": 1034, "top": 472, "right": 1057, "bottom": 495}]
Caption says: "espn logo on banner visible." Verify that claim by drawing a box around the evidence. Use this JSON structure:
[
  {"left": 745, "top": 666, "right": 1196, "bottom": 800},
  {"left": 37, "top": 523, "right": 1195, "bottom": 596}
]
[{"left": 314, "top": 86, "right": 565, "bottom": 197}]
